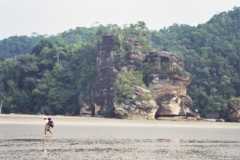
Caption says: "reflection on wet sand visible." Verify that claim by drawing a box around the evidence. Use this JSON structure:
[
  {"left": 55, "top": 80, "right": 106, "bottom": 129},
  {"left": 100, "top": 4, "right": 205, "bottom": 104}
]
[{"left": 0, "top": 138, "right": 240, "bottom": 160}]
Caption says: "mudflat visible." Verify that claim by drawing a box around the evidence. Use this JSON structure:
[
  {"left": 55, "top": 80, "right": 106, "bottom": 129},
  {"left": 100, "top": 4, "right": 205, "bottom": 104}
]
[{"left": 0, "top": 114, "right": 240, "bottom": 160}]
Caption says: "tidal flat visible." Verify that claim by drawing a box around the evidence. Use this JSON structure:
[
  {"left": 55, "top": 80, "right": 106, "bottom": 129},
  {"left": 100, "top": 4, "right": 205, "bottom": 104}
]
[{"left": 0, "top": 115, "right": 240, "bottom": 160}]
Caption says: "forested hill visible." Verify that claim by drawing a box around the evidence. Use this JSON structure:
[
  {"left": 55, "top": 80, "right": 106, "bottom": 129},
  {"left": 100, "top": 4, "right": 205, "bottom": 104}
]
[
  {"left": 0, "top": 27, "right": 98, "bottom": 58},
  {"left": 1, "top": 7, "right": 240, "bottom": 118},
  {"left": 0, "top": 36, "right": 42, "bottom": 58},
  {"left": 151, "top": 7, "right": 240, "bottom": 116}
]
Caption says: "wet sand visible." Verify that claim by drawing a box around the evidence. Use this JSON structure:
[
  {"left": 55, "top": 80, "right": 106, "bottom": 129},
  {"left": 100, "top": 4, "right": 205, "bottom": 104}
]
[{"left": 0, "top": 114, "right": 240, "bottom": 160}]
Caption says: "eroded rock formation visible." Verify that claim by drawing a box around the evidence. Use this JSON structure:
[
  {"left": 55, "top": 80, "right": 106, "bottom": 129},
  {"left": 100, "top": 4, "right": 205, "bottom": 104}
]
[
  {"left": 225, "top": 97, "right": 240, "bottom": 122},
  {"left": 92, "top": 35, "right": 195, "bottom": 119},
  {"left": 94, "top": 35, "right": 117, "bottom": 116},
  {"left": 114, "top": 86, "right": 158, "bottom": 119},
  {"left": 144, "top": 51, "right": 195, "bottom": 118}
]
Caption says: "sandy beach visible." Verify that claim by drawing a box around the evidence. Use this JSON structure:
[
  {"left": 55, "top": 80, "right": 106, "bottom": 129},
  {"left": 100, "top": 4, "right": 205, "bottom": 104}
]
[
  {"left": 0, "top": 114, "right": 240, "bottom": 127},
  {"left": 0, "top": 114, "right": 240, "bottom": 160}
]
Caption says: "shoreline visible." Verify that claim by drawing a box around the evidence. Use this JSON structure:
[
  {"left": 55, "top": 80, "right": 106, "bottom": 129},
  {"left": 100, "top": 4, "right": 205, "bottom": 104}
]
[{"left": 0, "top": 113, "right": 239, "bottom": 128}]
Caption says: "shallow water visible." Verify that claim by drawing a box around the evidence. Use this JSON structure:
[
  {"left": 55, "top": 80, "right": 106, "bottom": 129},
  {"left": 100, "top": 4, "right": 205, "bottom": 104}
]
[{"left": 0, "top": 123, "right": 240, "bottom": 160}]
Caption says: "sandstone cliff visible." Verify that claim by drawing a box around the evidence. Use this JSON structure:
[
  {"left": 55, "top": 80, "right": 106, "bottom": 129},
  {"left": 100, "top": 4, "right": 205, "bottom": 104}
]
[
  {"left": 144, "top": 51, "right": 194, "bottom": 118},
  {"left": 90, "top": 35, "right": 196, "bottom": 119}
]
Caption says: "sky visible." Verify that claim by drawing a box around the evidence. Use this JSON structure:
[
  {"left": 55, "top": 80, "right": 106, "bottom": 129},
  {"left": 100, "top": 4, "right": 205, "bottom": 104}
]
[{"left": 1, "top": 0, "right": 240, "bottom": 39}]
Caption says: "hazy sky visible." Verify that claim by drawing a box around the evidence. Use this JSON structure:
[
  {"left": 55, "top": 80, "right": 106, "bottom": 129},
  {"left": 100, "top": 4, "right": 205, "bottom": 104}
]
[{"left": 1, "top": 0, "right": 240, "bottom": 39}]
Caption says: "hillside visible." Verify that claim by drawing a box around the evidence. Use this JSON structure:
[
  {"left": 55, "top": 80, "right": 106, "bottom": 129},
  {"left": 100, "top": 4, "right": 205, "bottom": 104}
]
[
  {"left": 151, "top": 7, "right": 240, "bottom": 117},
  {"left": 1, "top": 7, "right": 240, "bottom": 120},
  {"left": 0, "top": 36, "right": 42, "bottom": 58}
]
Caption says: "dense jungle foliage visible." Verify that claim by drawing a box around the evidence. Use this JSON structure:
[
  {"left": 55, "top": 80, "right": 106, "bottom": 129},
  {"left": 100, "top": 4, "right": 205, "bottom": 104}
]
[{"left": 1, "top": 8, "right": 240, "bottom": 117}]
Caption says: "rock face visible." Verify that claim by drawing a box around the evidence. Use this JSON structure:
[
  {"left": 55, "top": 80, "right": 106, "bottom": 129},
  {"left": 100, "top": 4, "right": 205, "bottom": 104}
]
[
  {"left": 144, "top": 52, "right": 195, "bottom": 118},
  {"left": 225, "top": 97, "right": 240, "bottom": 122},
  {"left": 94, "top": 35, "right": 117, "bottom": 116},
  {"left": 93, "top": 35, "right": 195, "bottom": 119}
]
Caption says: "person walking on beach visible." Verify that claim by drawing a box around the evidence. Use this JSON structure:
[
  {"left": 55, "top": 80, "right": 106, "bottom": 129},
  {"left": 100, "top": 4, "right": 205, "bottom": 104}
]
[{"left": 44, "top": 117, "right": 54, "bottom": 135}]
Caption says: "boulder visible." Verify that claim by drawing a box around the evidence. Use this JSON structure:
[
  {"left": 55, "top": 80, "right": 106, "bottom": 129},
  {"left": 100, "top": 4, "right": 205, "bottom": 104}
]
[
  {"left": 114, "top": 86, "right": 158, "bottom": 119},
  {"left": 225, "top": 97, "right": 240, "bottom": 122}
]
